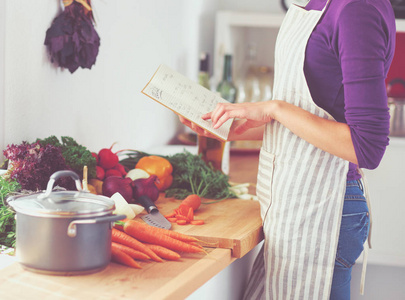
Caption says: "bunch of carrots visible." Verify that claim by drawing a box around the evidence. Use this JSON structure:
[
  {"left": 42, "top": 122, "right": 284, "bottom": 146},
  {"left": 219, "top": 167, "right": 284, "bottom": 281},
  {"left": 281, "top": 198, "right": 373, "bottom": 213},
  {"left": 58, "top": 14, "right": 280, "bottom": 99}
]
[
  {"left": 164, "top": 194, "right": 204, "bottom": 225},
  {"left": 111, "top": 219, "right": 206, "bottom": 269}
]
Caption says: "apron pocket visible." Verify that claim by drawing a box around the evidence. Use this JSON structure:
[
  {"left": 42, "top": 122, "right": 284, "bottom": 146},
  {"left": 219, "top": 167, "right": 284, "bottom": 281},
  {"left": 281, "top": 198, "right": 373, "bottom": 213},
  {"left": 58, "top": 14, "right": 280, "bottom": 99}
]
[
  {"left": 256, "top": 147, "right": 275, "bottom": 223},
  {"left": 335, "top": 212, "right": 370, "bottom": 268}
]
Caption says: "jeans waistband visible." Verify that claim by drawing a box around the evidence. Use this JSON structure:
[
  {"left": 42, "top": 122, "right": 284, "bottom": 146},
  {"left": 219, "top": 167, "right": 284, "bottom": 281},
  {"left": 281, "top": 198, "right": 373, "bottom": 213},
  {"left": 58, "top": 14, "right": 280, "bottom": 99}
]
[{"left": 345, "top": 179, "right": 366, "bottom": 202}]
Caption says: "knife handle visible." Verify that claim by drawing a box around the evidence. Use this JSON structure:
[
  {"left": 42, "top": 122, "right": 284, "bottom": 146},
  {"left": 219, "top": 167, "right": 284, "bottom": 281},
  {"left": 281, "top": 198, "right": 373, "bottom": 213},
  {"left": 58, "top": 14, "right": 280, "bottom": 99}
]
[{"left": 137, "top": 195, "right": 157, "bottom": 213}]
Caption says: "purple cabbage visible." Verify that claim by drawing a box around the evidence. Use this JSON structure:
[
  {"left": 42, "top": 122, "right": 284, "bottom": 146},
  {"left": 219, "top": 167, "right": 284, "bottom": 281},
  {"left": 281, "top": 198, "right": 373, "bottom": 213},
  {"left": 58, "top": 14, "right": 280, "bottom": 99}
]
[{"left": 44, "top": 1, "right": 100, "bottom": 73}]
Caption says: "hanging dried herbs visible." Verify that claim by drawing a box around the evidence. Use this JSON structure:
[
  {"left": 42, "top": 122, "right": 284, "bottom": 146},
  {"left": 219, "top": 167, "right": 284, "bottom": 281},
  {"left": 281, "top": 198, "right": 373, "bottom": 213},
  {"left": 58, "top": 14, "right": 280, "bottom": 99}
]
[{"left": 44, "top": 0, "right": 100, "bottom": 73}]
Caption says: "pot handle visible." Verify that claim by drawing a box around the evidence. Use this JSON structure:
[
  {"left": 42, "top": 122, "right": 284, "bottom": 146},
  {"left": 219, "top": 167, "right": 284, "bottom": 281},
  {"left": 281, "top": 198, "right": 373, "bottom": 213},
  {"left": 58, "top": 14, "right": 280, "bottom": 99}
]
[
  {"left": 67, "top": 214, "right": 126, "bottom": 238},
  {"left": 39, "top": 170, "right": 83, "bottom": 199}
]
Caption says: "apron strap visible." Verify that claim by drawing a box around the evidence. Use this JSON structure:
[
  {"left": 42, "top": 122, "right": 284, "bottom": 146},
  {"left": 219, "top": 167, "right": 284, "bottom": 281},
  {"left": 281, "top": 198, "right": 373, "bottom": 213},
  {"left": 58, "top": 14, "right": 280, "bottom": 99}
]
[
  {"left": 359, "top": 168, "right": 372, "bottom": 248},
  {"left": 360, "top": 242, "right": 369, "bottom": 295},
  {"left": 358, "top": 168, "right": 372, "bottom": 295}
]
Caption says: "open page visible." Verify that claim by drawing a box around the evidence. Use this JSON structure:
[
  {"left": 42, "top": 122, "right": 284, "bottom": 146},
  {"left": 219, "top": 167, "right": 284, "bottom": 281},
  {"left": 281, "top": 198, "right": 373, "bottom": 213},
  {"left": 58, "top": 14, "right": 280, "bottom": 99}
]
[{"left": 141, "top": 64, "right": 233, "bottom": 141}]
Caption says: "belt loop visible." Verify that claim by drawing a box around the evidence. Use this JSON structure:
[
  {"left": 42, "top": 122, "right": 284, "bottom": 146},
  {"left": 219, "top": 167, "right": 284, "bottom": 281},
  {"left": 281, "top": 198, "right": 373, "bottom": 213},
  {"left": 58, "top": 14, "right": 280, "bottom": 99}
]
[{"left": 357, "top": 179, "right": 364, "bottom": 193}]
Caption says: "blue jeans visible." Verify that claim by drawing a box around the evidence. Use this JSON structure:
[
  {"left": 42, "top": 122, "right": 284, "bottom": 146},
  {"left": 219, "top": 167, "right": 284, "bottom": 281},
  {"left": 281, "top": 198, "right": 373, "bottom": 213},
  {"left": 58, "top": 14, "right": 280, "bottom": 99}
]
[{"left": 330, "top": 180, "right": 370, "bottom": 300}]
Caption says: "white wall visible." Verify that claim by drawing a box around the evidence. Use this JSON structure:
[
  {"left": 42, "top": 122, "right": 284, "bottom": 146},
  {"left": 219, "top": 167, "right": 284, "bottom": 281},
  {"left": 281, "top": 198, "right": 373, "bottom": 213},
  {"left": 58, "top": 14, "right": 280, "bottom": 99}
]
[
  {"left": 0, "top": 0, "right": 283, "bottom": 160},
  {"left": 0, "top": 0, "right": 212, "bottom": 156},
  {"left": 220, "top": 0, "right": 282, "bottom": 13},
  {"left": 0, "top": 1, "right": 5, "bottom": 156}
]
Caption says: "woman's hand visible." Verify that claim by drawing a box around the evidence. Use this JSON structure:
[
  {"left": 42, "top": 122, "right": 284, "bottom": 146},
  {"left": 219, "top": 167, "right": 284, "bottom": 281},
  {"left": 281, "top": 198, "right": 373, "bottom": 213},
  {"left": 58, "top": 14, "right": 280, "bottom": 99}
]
[
  {"left": 203, "top": 101, "right": 275, "bottom": 134},
  {"left": 178, "top": 116, "right": 218, "bottom": 139},
  {"left": 178, "top": 101, "right": 274, "bottom": 141}
]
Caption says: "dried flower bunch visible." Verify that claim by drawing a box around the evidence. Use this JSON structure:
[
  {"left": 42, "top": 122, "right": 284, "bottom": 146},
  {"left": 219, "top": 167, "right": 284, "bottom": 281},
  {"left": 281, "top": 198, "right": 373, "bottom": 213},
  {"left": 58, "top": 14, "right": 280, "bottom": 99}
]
[{"left": 44, "top": 0, "right": 100, "bottom": 73}]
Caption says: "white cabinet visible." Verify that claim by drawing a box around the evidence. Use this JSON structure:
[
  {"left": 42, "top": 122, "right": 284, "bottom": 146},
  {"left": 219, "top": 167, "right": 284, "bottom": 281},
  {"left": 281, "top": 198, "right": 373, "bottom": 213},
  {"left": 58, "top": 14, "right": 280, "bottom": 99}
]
[
  {"left": 213, "top": 11, "right": 284, "bottom": 85},
  {"left": 214, "top": 11, "right": 405, "bottom": 84},
  {"left": 396, "top": 18, "right": 405, "bottom": 32}
]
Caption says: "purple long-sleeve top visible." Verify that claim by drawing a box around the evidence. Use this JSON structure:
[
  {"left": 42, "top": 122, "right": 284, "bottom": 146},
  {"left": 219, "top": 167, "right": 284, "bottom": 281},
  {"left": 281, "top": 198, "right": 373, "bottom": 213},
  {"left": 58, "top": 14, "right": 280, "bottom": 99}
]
[{"left": 303, "top": 0, "right": 396, "bottom": 180}]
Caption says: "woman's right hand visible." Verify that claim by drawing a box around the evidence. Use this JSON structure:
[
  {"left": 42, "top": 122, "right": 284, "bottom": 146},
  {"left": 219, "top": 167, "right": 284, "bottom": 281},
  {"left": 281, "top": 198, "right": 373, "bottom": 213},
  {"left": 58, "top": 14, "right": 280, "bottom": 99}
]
[
  {"left": 178, "top": 101, "right": 269, "bottom": 141},
  {"left": 203, "top": 101, "right": 275, "bottom": 134}
]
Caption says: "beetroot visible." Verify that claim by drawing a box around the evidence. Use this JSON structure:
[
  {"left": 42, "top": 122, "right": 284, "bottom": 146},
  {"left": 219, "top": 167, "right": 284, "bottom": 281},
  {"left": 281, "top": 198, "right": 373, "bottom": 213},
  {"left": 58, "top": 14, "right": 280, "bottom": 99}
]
[
  {"left": 96, "top": 166, "right": 105, "bottom": 180},
  {"left": 102, "top": 176, "right": 133, "bottom": 203},
  {"left": 113, "top": 163, "right": 127, "bottom": 176},
  {"left": 98, "top": 144, "right": 119, "bottom": 169},
  {"left": 105, "top": 169, "right": 122, "bottom": 178},
  {"left": 132, "top": 175, "right": 160, "bottom": 203}
]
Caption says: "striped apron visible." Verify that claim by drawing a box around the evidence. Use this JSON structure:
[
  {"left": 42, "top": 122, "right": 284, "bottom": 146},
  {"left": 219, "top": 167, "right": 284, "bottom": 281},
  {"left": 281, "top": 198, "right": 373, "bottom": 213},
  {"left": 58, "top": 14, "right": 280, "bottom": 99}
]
[{"left": 244, "top": 2, "right": 350, "bottom": 299}]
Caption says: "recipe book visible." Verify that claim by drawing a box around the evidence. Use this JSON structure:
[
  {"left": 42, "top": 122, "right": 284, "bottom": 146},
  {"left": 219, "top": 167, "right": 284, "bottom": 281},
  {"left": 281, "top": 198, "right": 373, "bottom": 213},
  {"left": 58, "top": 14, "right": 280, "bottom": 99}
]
[{"left": 141, "top": 64, "right": 233, "bottom": 141}]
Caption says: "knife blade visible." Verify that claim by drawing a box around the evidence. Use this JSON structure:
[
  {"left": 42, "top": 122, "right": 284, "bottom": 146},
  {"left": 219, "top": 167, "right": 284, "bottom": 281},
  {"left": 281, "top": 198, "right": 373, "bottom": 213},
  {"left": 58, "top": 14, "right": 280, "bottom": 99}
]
[{"left": 137, "top": 195, "right": 172, "bottom": 230}]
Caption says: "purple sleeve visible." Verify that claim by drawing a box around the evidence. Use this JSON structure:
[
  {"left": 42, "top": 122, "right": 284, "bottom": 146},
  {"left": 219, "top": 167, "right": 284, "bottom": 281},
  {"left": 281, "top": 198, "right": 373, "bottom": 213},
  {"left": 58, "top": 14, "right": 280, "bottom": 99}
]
[{"left": 336, "top": 2, "right": 392, "bottom": 169}]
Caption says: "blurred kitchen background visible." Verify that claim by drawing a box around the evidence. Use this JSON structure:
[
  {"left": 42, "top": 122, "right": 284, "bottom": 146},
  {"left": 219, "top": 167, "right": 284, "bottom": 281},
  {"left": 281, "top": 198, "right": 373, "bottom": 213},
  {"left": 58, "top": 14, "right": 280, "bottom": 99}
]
[{"left": 1, "top": 1, "right": 404, "bottom": 299}]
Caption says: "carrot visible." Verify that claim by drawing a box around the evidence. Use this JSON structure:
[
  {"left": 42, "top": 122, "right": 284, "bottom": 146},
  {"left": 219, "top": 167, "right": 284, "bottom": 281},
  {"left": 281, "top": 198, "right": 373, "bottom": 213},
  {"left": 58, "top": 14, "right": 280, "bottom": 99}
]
[
  {"left": 146, "top": 244, "right": 181, "bottom": 261},
  {"left": 178, "top": 204, "right": 191, "bottom": 217},
  {"left": 187, "top": 207, "right": 194, "bottom": 221},
  {"left": 114, "top": 223, "right": 124, "bottom": 231},
  {"left": 181, "top": 194, "right": 201, "bottom": 211},
  {"left": 167, "top": 217, "right": 178, "bottom": 223},
  {"left": 189, "top": 242, "right": 204, "bottom": 248},
  {"left": 164, "top": 212, "right": 176, "bottom": 218},
  {"left": 111, "top": 228, "right": 163, "bottom": 262},
  {"left": 120, "top": 220, "right": 200, "bottom": 243},
  {"left": 112, "top": 242, "right": 151, "bottom": 261},
  {"left": 190, "top": 220, "right": 205, "bottom": 225},
  {"left": 176, "top": 214, "right": 189, "bottom": 221},
  {"left": 122, "top": 220, "right": 204, "bottom": 253},
  {"left": 111, "top": 247, "right": 142, "bottom": 269},
  {"left": 176, "top": 219, "right": 187, "bottom": 225}
]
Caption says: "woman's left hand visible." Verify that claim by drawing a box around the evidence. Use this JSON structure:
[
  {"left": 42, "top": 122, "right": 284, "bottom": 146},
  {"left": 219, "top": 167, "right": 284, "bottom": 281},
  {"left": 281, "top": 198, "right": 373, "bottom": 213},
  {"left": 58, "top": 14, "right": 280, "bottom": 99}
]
[
  {"left": 202, "top": 101, "right": 275, "bottom": 134},
  {"left": 178, "top": 115, "right": 219, "bottom": 139}
]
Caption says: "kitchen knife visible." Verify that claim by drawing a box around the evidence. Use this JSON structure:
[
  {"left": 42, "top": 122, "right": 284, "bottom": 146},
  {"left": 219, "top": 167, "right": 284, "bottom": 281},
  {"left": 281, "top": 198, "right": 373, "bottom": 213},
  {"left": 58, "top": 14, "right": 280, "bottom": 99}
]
[{"left": 137, "top": 195, "right": 172, "bottom": 230}]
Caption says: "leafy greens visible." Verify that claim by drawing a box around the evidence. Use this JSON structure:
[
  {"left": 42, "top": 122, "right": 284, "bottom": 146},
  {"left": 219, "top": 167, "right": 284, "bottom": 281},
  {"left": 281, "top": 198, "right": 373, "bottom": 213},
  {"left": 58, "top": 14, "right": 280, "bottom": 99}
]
[{"left": 0, "top": 177, "right": 20, "bottom": 248}]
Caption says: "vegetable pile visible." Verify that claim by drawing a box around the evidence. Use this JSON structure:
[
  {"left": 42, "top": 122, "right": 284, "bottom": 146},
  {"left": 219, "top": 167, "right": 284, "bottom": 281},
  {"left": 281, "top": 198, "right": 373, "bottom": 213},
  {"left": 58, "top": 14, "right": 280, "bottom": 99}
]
[
  {"left": 91, "top": 143, "right": 166, "bottom": 204},
  {"left": 110, "top": 219, "right": 207, "bottom": 269},
  {"left": 0, "top": 139, "right": 241, "bottom": 250},
  {"left": 119, "top": 150, "right": 236, "bottom": 200}
]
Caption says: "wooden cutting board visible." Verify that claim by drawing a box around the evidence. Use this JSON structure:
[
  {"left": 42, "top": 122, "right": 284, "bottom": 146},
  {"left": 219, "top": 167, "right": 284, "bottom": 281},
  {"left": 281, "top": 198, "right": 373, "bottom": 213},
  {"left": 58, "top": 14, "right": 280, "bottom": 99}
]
[
  {"left": 139, "top": 152, "right": 263, "bottom": 258},
  {"left": 143, "top": 194, "right": 263, "bottom": 258}
]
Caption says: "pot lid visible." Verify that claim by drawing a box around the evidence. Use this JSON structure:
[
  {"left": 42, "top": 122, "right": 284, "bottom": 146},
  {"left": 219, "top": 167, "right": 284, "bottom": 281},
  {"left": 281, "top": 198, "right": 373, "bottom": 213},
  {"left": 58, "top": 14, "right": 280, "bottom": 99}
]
[
  {"left": 8, "top": 190, "right": 114, "bottom": 217},
  {"left": 7, "top": 170, "right": 115, "bottom": 217}
]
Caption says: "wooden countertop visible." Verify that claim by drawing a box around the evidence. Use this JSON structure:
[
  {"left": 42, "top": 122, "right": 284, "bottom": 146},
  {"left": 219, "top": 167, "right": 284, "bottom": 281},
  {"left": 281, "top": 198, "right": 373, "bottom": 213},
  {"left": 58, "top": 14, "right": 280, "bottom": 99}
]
[{"left": 0, "top": 152, "right": 262, "bottom": 300}]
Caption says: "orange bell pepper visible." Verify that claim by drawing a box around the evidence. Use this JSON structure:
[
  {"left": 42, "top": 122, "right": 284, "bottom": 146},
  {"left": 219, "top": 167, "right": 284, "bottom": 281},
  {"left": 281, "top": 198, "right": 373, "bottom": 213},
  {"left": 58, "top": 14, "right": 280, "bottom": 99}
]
[{"left": 135, "top": 156, "right": 173, "bottom": 191}]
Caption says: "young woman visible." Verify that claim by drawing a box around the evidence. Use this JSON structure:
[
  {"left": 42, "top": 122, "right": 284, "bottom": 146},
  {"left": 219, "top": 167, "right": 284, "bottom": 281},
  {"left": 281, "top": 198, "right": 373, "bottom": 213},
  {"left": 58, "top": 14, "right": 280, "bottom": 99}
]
[{"left": 180, "top": 0, "right": 395, "bottom": 298}]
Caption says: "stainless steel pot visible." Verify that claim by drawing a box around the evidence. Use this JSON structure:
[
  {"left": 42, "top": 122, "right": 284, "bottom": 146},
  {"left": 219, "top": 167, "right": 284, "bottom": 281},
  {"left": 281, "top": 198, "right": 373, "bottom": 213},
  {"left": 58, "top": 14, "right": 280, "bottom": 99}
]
[
  {"left": 7, "top": 170, "right": 125, "bottom": 275},
  {"left": 387, "top": 78, "right": 405, "bottom": 137}
]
